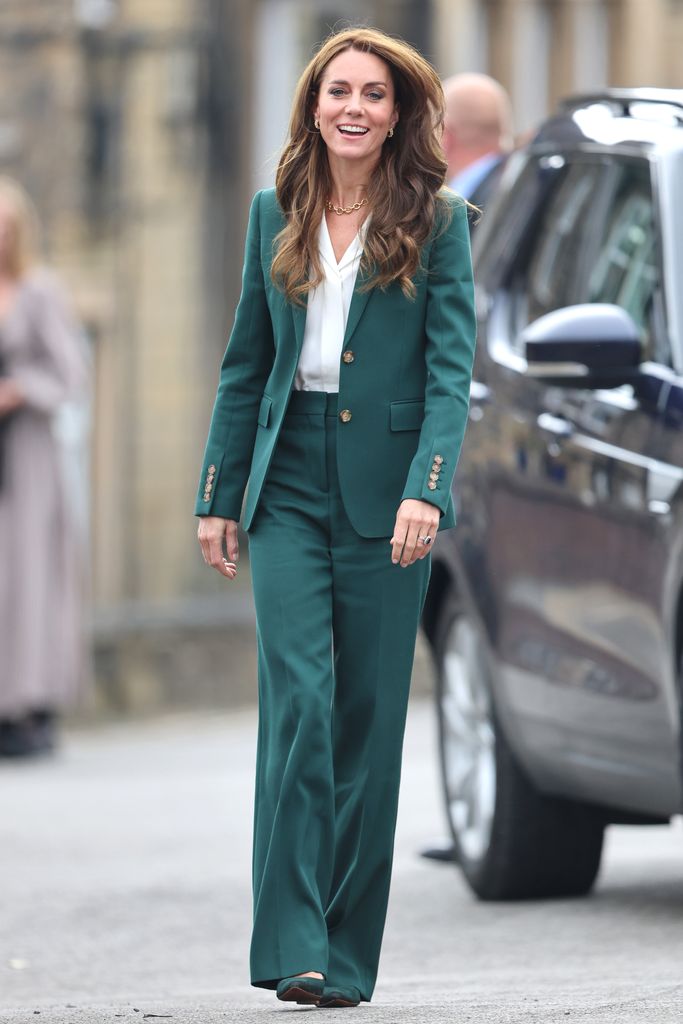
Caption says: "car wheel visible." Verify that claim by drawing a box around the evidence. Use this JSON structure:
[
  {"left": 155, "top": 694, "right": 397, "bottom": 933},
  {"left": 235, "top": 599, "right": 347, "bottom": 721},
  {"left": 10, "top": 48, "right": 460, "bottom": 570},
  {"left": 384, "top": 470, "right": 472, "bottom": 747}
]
[{"left": 435, "top": 591, "right": 606, "bottom": 900}]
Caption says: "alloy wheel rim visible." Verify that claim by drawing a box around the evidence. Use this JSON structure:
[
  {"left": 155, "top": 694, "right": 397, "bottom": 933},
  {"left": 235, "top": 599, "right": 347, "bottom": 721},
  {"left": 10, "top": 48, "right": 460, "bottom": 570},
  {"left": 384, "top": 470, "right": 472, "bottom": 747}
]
[{"left": 440, "top": 616, "right": 496, "bottom": 862}]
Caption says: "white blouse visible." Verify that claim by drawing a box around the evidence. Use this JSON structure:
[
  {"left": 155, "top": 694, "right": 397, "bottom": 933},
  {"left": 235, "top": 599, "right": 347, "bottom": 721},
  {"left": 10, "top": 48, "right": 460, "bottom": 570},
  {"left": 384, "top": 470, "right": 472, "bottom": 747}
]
[{"left": 293, "top": 215, "right": 367, "bottom": 393}]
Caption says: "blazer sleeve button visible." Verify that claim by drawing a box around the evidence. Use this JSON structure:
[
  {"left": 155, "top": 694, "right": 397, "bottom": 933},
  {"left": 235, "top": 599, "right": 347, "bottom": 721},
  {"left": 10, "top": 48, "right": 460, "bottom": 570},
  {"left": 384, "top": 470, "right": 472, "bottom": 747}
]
[
  {"left": 433, "top": 455, "right": 444, "bottom": 465},
  {"left": 427, "top": 481, "right": 437, "bottom": 490}
]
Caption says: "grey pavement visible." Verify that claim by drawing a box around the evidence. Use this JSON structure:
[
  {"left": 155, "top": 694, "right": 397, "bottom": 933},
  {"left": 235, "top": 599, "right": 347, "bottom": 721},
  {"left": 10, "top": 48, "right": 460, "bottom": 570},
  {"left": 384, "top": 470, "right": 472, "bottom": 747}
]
[{"left": 1, "top": 699, "right": 683, "bottom": 1023}]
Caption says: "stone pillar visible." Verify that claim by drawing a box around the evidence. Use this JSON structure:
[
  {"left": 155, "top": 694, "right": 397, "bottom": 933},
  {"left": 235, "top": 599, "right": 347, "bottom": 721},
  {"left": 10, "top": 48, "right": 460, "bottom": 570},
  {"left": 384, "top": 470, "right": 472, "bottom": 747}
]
[
  {"left": 569, "top": 0, "right": 609, "bottom": 93},
  {"left": 504, "top": 0, "right": 551, "bottom": 133},
  {"left": 432, "top": 0, "right": 488, "bottom": 76},
  {"left": 607, "top": 0, "right": 667, "bottom": 86},
  {"left": 252, "top": 0, "right": 302, "bottom": 192},
  {"left": 666, "top": 1, "right": 683, "bottom": 87},
  {"left": 92, "top": 0, "right": 213, "bottom": 604}
]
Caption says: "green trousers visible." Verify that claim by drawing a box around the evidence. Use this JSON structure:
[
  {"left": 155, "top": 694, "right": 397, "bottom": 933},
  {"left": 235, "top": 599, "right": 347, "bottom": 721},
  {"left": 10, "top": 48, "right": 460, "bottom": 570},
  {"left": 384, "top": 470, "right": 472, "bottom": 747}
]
[{"left": 246, "top": 389, "right": 431, "bottom": 1002}]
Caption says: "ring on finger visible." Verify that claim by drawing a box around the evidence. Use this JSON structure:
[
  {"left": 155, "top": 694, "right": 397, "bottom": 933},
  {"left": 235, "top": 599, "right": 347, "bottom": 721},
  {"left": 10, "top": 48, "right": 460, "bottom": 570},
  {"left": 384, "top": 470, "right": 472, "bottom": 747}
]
[{"left": 418, "top": 535, "right": 433, "bottom": 545}]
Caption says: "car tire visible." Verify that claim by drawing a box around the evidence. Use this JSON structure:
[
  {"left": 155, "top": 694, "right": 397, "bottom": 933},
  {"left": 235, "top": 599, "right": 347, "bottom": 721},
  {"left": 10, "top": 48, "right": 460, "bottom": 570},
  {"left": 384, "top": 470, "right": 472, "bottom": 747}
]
[{"left": 435, "top": 590, "right": 606, "bottom": 900}]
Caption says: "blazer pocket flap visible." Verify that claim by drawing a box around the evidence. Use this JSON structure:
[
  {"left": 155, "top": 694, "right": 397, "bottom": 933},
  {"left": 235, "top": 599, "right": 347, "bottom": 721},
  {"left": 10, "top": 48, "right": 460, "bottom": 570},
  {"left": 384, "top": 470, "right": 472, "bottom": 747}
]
[
  {"left": 390, "top": 399, "right": 425, "bottom": 431},
  {"left": 257, "top": 394, "right": 272, "bottom": 428}
]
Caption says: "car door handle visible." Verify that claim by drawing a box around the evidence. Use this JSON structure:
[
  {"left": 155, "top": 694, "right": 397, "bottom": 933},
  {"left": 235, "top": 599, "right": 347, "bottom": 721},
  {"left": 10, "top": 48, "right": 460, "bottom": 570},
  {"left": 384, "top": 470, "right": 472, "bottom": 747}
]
[
  {"left": 469, "top": 381, "right": 491, "bottom": 422},
  {"left": 470, "top": 381, "right": 491, "bottom": 403},
  {"left": 537, "top": 412, "right": 573, "bottom": 438}
]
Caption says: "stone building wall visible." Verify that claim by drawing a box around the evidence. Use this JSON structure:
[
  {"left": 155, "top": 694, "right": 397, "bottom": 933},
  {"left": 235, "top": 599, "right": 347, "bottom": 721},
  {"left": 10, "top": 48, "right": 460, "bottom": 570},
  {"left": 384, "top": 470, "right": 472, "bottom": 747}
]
[
  {"left": 1, "top": 0, "right": 682, "bottom": 716},
  {"left": 433, "top": 0, "right": 683, "bottom": 135}
]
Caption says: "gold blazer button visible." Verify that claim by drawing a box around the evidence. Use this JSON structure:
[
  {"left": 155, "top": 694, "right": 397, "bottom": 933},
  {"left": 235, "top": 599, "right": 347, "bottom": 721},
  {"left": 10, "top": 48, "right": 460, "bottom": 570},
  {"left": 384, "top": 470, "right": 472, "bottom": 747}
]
[
  {"left": 339, "top": 409, "right": 352, "bottom": 423},
  {"left": 342, "top": 350, "right": 355, "bottom": 364},
  {"left": 427, "top": 481, "right": 437, "bottom": 490},
  {"left": 434, "top": 455, "right": 444, "bottom": 464},
  {"left": 429, "top": 472, "right": 439, "bottom": 482},
  {"left": 208, "top": 464, "right": 217, "bottom": 474}
]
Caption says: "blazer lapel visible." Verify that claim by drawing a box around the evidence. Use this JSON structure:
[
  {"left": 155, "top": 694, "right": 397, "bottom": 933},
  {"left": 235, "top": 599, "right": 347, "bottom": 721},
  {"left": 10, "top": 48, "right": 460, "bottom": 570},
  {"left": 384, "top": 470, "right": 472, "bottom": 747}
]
[
  {"left": 291, "top": 296, "right": 308, "bottom": 356},
  {"left": 342, "top": 264, "right": 373, "bottom": 347}
]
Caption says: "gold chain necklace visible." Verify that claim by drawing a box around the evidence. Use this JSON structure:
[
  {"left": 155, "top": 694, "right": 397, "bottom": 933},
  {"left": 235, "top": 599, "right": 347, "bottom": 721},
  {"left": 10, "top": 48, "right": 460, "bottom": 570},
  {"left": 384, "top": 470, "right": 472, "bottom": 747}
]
[{"left": 326, "top": 197, "right": 368, "bottom": 216}]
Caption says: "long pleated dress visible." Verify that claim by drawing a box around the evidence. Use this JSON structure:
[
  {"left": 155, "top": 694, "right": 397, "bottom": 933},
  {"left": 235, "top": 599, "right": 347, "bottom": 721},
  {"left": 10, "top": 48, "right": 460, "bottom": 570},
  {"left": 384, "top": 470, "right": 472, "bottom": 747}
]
[{"left": 0, "top": 268, "right": 89, "bottom": 718}]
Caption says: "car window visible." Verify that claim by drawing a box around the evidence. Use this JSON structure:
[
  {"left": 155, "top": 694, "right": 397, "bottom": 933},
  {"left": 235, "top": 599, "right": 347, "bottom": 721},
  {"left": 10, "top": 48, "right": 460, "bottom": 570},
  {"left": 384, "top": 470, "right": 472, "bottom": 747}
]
[
  {"left": 490, "top": 155, "right": 669, "bottom": 367},
  {"left": 504, "top": 161, "right": 607, "bottom": 352},
  {"left": 588, "top": 161, "right": 669, "bottom": 366},
  {"left": 474, "top": 152, "right": 565, "bottom": 288},
  {"left": 527, "top": 168, "right": 601, "bottom": 319}
]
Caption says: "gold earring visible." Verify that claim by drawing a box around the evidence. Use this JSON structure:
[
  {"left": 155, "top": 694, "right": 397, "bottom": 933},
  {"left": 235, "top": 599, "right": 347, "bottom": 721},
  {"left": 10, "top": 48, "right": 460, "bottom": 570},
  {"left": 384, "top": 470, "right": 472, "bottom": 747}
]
[
  {"left": 314, "top": 118, "right": 320, "bottom": 130},
  {"left": 388, "top": 126, "right": 394, "bottom": 138}
]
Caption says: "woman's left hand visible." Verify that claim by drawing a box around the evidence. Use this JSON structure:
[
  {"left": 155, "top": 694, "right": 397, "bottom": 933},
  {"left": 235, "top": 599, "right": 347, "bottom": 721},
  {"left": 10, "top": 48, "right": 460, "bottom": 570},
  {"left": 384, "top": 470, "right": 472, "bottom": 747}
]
[{"left": 390, "top": 498, "right": 440, "bottom": 567}]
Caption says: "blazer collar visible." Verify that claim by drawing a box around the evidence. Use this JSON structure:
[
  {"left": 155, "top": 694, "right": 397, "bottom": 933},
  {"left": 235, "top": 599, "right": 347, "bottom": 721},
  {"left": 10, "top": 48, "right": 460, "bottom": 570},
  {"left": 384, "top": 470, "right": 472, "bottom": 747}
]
[{"left": 319, "top": 214, "right": 368, "bottom": 274}]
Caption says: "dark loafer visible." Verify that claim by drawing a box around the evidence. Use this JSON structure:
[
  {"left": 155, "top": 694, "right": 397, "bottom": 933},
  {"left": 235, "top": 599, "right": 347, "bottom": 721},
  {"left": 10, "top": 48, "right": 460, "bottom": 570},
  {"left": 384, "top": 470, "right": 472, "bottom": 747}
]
[
  {"left": 318, "top": 985, "right": 361, "bottom": 1008},
  {"left": 276, "top": 975, "right": 325, "bottom": 1004}
]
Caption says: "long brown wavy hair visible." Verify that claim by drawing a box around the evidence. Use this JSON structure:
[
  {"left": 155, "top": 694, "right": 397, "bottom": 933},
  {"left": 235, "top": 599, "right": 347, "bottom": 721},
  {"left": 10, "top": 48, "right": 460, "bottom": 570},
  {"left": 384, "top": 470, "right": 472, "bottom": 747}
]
[{"left": 272, "top": 27, "right": 451, "bottom": 305}]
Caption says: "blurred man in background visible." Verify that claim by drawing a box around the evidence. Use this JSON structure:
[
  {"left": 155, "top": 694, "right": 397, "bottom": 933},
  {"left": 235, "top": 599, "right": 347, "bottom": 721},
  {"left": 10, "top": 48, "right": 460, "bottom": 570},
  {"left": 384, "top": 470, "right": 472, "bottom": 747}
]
[{"left": 442, "top": 72, "right": 513, "bottom": 222}]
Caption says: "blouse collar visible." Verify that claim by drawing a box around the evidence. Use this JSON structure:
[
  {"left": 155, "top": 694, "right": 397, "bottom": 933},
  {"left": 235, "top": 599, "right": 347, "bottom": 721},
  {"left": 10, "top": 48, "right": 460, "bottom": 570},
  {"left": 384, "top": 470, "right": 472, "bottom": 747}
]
[{"left": 319, "top": 214, "right": 369, "bottom": 274}]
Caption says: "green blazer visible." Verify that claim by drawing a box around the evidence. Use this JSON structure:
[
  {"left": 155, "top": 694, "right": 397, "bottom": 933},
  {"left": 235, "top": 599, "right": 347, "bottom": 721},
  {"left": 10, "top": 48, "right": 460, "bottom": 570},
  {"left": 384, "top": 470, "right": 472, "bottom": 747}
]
[{"left": 195, "top": 188, "right": 476, "bottom": 538}]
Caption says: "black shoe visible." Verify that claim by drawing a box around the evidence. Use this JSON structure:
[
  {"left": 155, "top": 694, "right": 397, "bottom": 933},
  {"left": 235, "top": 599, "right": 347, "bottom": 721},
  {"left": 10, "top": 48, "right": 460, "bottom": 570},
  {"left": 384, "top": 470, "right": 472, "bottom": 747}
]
[
  {"left": 275, "top": 975, "right": 325, "bottom": 1004},
  {"left": 318, "top": 985, "right": 361, "bottom": 1008},
  {"left": 0, "top": 712, "right": 57, "bottom": 758}
]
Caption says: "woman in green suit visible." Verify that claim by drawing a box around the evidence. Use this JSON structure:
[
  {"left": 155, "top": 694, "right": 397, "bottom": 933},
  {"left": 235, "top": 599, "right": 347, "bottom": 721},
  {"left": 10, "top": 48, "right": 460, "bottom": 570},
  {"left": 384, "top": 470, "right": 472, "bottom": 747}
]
[{"left": 196, "top": 26, "right": 476, "bottom": 1009}]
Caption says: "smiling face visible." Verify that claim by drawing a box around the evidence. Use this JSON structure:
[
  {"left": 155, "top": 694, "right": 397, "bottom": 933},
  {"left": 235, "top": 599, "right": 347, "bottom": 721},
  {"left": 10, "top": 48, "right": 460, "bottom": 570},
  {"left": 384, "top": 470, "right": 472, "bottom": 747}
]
[{"left": 313, "top": 48, "right": 399, "bottom": 170}]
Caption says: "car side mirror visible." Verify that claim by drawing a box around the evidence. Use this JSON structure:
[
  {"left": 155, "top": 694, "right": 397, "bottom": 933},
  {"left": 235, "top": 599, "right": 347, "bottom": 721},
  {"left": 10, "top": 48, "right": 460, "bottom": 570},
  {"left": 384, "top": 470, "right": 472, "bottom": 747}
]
[{"left": 520, "top": 304, "right": 642, "bottom": 388}]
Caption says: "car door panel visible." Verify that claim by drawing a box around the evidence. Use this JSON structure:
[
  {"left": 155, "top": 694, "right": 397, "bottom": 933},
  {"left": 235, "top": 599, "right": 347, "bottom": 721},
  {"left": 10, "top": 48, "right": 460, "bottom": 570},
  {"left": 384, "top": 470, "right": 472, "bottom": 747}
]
[{"left": 467, "top": 153, "right": 680, "bottom": 814}]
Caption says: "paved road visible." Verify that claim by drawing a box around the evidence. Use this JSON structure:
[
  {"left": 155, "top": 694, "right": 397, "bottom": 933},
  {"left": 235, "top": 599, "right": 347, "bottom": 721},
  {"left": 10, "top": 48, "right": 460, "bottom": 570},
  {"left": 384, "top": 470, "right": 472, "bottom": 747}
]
[{"left": 1, "top": 700, "right": 683, "bottom": 1023}]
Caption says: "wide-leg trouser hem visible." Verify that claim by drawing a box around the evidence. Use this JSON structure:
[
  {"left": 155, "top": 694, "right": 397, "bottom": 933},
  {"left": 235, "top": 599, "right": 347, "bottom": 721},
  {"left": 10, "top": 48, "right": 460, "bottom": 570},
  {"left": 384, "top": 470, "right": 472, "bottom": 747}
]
[
  {"left": 250, "top": 971, "right": 327, "bottom": 992},
  {"left": 250, "top": 984, "right": 371, "bottom": 1004}
]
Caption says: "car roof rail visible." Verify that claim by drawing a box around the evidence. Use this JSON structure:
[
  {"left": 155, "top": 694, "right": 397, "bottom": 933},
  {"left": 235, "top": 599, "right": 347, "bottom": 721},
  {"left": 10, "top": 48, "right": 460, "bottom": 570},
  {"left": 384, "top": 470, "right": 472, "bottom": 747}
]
[{"left": 559, "top": 89, "right": 683, "bottom": 123}]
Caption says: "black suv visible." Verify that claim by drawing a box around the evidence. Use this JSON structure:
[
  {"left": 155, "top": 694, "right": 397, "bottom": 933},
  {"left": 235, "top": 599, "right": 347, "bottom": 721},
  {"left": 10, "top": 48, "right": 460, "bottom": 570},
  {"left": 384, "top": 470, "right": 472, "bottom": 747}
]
[{"left": 422, "top": 90, "right": 683, "bottom": 900}]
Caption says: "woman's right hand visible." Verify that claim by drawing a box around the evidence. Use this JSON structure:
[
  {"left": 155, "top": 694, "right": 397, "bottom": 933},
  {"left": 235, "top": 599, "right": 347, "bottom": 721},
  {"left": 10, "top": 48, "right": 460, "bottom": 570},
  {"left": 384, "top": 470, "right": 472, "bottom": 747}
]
[
  {"left": 0, "top": 377, "right": 25, "bottom": 417},
  {"left": 198, "top": 516, "right": 239, "bottom": 579}
]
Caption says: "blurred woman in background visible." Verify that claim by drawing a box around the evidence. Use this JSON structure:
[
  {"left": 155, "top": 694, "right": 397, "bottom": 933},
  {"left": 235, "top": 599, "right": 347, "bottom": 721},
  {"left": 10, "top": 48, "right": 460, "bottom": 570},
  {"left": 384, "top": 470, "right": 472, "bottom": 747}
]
[{"left": 0, "top": 176, "right": 89, "bottom": 758}]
